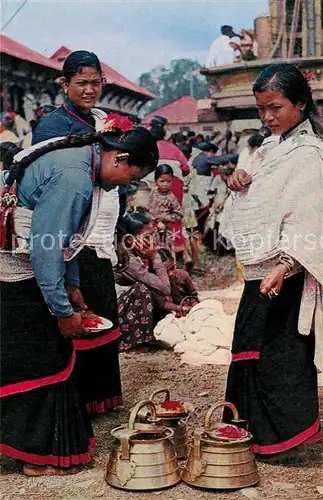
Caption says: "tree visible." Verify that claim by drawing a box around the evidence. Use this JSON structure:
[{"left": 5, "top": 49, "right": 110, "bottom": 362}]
[{"left": 138, "top": 59, "right": 208, "bottom": 114}]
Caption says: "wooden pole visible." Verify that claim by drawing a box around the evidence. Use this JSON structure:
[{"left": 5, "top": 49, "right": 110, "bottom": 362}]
[
  {"left": 269, "top": 0, "right": 278, "bottom": 41},
  {"left": 302, "top": 0, "right": 308, "bottom": 57},
  {"left": 288, "top": 0, "right": 301, "bottom": 57},
  {"left": 314, "top": 0, "right": 322, "bottom": 56},
  {"left": 281, "top": 0, "right": 288, "bottom": 58},
  {"left": 270, "top": 0, "right": 286, "bottom": 58}
]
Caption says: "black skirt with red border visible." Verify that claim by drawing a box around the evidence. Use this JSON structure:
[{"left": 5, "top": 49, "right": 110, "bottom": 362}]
[
  {"left": 0, "top": 278, "right": 94, "bottom": 467},
  {"left": 224, "top": 273, "right": 320, "bottom": 455},
  {"left": 73, "top": 247, "right": 123, "bottom": 414}
]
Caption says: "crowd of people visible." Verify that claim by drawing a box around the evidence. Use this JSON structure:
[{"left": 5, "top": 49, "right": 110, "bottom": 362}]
[{"left": 0, "top": 50, "right": 322, "bottom": 477}]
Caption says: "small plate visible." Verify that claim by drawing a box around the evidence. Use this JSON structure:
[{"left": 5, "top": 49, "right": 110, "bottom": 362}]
[{"left": 83, "top": 316, "right": 113, "bottom": 333}]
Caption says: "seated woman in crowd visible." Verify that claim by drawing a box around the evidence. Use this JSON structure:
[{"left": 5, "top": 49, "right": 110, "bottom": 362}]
[{"left": 115, "top": 211, "right": 188, "bottom": 351}]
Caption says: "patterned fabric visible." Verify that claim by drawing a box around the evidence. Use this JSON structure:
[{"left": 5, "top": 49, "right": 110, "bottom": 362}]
[
  {"left": 118, "top": 282, "right": 155, "bottom": 351},
  {"left": 149, "top": 187, "right": 184, "bottom": 253},
  {"left": 149, "top": 188, "right": 183, "bottom": 223}
]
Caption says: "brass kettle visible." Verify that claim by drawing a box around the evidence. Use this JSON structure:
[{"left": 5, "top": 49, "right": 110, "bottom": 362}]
[
  {"left": 136, "top": 388, "right": 193, "bottom": 459},
  {"left": 106, "top": 400, "right": 181, "bottom": 491},
  {"left": 182, "top": 401, "right": 259, "bottom": 490}
]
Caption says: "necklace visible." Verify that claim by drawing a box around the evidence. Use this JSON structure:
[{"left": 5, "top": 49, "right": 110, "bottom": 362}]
[
  {"left": 62, "top": 104, "right": 97, "bottom": 182},
  {"left": 62, "top": 104, "right": 96, "bottom": 130}
]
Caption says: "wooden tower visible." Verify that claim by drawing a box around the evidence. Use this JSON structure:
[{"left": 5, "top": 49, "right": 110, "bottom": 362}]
[{"left": 269, "top": 0, "right": 322, "bottom": 58}]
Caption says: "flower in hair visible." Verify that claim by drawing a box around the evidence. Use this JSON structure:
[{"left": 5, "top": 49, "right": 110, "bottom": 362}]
[
  {"left": 302, "top": 70, "right": 314, "bottom": 82},
  {"left": 103, "top": 113, "right": 134, "bottom": 134}
]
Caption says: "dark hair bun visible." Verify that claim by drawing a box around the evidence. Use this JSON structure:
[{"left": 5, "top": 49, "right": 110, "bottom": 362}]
[
  {"left": 102, "top": 126, "right": 159, "bottom": 172},
  {"left": 63, "top": 50, "right": 102, "bottom": 79},
  {"left": 122, "top": 210, "right": 150, "bottom": 235}
]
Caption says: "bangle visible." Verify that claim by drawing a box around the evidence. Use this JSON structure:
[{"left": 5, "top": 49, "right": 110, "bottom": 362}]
[{"left": 277, "top": 254, "right": 295, "bottom": 276}]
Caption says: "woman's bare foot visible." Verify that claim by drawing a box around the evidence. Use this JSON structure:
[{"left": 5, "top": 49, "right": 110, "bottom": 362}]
[{"left": 23, "top": 464, "right": 83, "bottom": 477}]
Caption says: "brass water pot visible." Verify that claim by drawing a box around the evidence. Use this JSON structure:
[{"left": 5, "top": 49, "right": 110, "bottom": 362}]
[
  {"left": 182, "top": 401, "right": 259, "bottom": 490},
  {"left": 137, "top": 388, "right": 192, "bottom": 459},
  {"left": 106, "top": 400, "right": 181, "bottom": 491}
]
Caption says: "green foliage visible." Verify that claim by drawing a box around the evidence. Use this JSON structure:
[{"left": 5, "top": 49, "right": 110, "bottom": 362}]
[{"left": 138, "top": 59, "right": 208, "bottom": 114}]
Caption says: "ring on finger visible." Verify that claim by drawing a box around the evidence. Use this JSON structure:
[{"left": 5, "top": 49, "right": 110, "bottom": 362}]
[{"left": 268, "top": 288, "right": 278, "bottom": 298}]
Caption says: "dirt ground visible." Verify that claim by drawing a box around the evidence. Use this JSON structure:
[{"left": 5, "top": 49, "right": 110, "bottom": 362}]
[{"left": 1, "top": 253, "right": 322, "bottom": 499}]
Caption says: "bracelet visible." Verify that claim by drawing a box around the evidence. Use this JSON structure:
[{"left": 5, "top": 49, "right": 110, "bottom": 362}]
[{"left": 277, "top": 254, "right": 295, "bottom": 276}]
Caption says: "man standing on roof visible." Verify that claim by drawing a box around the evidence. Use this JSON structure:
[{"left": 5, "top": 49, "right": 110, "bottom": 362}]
[{"left": 206, "top": 26, "right": 241, "bottom": 67}]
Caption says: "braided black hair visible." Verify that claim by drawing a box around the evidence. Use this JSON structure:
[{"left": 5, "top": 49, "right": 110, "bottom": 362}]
[
  {"left": 5, "top": 126, "right": 159, "bottom": 189},
  {"left": 5, "top": 132, "right": 102, "bottom": 188}
]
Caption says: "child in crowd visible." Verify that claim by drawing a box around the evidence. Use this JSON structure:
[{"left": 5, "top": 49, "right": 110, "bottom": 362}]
[{"left": 148, "top": 164, "right": 184, "bottom": 256}]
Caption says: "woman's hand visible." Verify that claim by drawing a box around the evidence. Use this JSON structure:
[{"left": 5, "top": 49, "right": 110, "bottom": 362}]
[
  {"left": 66, "top": 285, "right": 87, "bottom": 312},
  {"left": 226, "top": 169, "right": 252, "bottom": 191},
  {"left": 134, "top": 232, "right": 156, "bottom": 260},
  {"left": 58, "top": 312, "right": 85, "bottom": 338},
  {"left": 260, "top": 264, "right": 287, "bottom": 297}
]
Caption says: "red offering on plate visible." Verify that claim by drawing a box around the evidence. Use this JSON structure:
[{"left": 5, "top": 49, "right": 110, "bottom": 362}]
[
  {"left": 81, "top": 311, "right": 113, "bottom": 332},
  {"left": 215, "top": 425, "right": 248, "bottom": 439}
]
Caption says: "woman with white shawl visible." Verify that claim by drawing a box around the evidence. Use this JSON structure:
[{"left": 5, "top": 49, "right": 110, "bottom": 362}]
[{"left": 224, "top": 64, "right": 322, "bottom": 463}]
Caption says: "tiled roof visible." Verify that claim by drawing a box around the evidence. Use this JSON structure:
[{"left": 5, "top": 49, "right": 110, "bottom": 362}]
[
  {"left": 0, "top": 34, "right": 61, "bottom": 71},
  {"left": 143, "top": 96, "right": 198, "bottom": 125}
]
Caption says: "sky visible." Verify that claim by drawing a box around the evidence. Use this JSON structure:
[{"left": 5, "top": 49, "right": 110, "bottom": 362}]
[{"left": 2, "top": 0, "right": 268, "bottom": 81}]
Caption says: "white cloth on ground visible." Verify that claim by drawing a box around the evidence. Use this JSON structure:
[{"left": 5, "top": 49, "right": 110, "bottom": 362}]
[{"left": 154, "top": 298, "right": 235, "bottom": 366}]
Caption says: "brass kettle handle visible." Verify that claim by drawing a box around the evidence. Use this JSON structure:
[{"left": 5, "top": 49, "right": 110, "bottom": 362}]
[
  {"left": 204, "top": 401, "right": 239, "bottom": 429},
  {"left": 192, "top": 427, "right": 204, "bottom": 459},
  {"left": 149, "top": 388, "right": 170, "bottom": 402},
  {"left": 128, "top": 400, "right": 157, "bottom": 430},
  {"left": 120, "top": 435, "right": 130, "bottom": 460}
]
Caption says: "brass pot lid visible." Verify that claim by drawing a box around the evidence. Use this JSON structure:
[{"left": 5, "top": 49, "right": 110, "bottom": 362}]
[
  {"left": 130, "top": 426, "right": 174, "bottom": 443},
  {"left": 111, "top": 425, "right": 135, "bottom": 441},
  {"left": 110, "top": 424, "right": 173, "bottom": 442}
]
